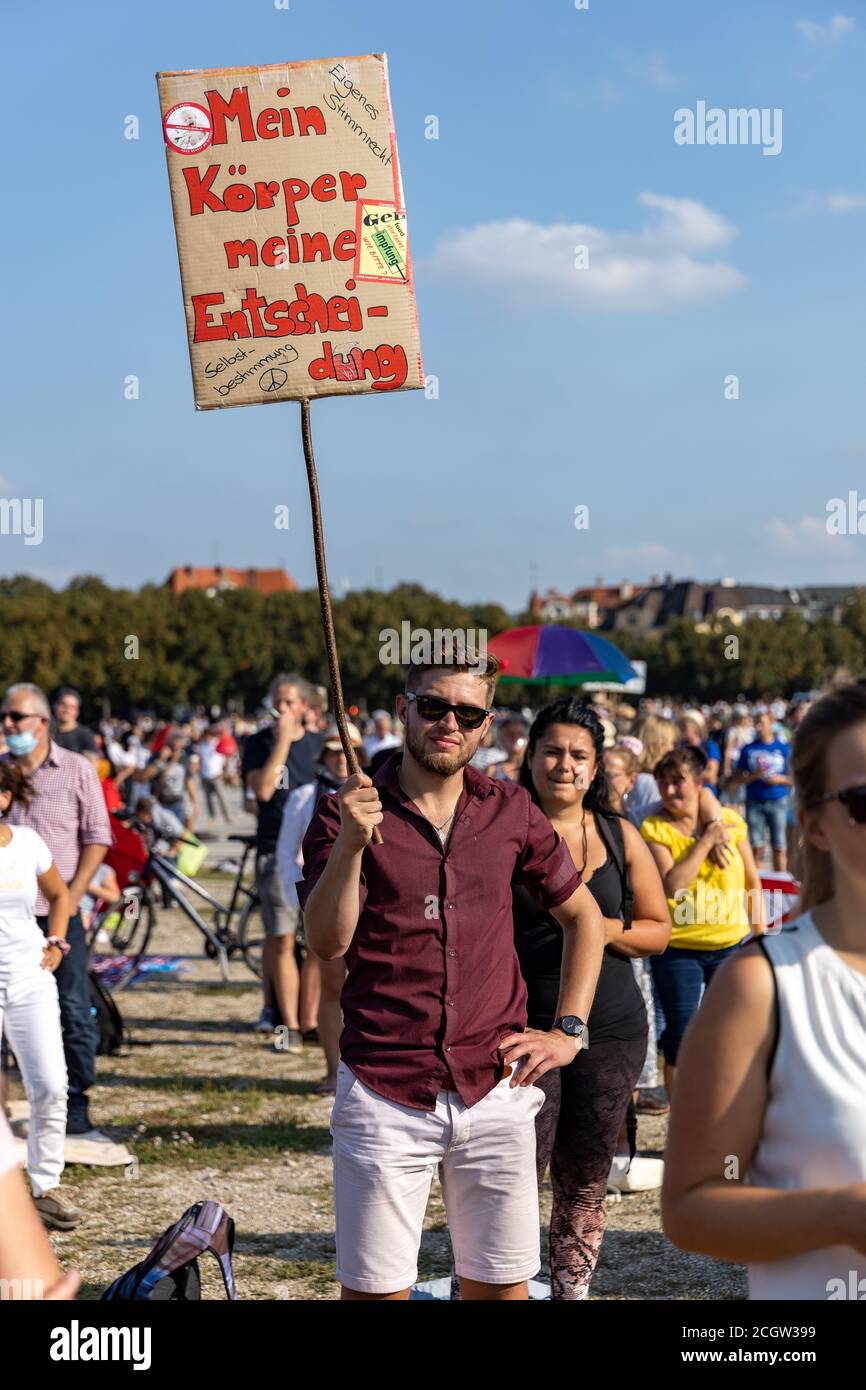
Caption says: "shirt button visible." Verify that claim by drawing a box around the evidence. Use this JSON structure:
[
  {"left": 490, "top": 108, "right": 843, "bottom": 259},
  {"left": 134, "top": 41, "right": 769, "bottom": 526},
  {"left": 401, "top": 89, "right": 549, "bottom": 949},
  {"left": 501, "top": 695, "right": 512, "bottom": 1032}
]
[
  {"left": 445, "top": 1045, "right": 452, "bottom": 1052},
  {"left": 447, "top": 998, "right": 455, "bottom": 1007},
  {"left": 448, "top": 949, "right": 456, "bottom": 957}
]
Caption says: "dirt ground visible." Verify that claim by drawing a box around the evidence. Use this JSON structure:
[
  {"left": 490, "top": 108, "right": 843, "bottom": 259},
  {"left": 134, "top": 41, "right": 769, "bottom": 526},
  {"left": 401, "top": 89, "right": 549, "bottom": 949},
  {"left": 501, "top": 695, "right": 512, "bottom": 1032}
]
[{"left": 10, "top": 886, "right": 747, "bottom": 1301}]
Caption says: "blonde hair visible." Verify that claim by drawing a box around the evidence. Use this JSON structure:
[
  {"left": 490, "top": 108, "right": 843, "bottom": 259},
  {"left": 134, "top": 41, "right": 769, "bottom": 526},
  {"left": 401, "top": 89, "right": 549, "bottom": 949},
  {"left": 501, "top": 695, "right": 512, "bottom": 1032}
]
[
  {"left": 607, "top": 743, "right": 639, "bottom": 777},
  {"left": 632, "top": 714, "right": 677, "bottom": 773},
  {"left": 680, "top": 708, "right": 706, "bottom": 736},
  {"left": 792, "top": 679, "right": 866, "bottom": 912}
]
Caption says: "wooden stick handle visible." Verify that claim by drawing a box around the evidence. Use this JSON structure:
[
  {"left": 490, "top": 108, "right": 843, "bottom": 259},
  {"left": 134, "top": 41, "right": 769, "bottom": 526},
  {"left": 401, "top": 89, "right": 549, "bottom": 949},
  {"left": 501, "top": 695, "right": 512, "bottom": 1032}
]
[{"left": 300, "top": 399, "right": 383, "bottom": 846}]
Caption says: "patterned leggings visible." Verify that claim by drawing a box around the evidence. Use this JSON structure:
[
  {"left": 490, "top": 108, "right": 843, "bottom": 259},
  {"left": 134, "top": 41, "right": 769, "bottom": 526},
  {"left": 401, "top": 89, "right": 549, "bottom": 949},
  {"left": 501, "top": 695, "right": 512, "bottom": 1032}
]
[{"left": 535, "top": 1033, "right": 647, "bottom": 1300}]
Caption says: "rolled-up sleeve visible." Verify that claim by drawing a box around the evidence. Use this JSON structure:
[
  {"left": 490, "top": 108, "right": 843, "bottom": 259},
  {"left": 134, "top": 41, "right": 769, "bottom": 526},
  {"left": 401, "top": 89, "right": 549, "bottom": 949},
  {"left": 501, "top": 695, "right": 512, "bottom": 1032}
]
[
  {"left": 517, "top": 797, "right": 582, "bottom": 909},
  {"left": 296, "top": 792, "right": 370, "bottom": 914},
  {"left": 78, "top": 761, "right": 112, "bottom": 847}
]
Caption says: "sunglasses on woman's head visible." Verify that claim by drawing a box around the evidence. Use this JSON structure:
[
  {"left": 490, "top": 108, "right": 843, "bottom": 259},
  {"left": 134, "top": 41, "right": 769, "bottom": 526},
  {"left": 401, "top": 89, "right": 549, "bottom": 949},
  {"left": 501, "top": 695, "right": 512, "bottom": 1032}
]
[
  {"left": 814, "top": 785, "right": 866, "bottom": 824},
  {"left": 405, "top": 693, "right": 491, "bottom": 731}
]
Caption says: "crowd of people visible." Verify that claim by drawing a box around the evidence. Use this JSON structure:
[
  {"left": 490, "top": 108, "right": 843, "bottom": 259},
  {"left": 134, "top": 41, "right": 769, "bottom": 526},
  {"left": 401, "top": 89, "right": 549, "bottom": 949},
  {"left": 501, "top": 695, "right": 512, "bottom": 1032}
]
[{"left": 0, "top": 663, "right": 863, "bottom": 1303}]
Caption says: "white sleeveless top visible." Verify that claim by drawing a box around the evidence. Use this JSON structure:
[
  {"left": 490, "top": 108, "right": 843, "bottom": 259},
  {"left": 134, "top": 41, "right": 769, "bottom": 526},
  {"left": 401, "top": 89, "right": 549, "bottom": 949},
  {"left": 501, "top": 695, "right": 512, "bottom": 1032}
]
[{"left": 747, "top": 912, "right": 866, "bottom": 1300}]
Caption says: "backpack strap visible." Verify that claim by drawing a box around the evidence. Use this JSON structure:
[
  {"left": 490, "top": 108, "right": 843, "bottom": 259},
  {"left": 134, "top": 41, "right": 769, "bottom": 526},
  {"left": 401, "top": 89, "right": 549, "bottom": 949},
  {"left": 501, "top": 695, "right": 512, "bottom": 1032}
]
[
  {"left": 198, "top": 1202, "right": 237, "bottom": 1301},
  {"left": 594, "top": 812, "right": 634, "bottom": 931},
  {"left": 105, "top": 1201, "right": 238, "bottom": 1301},
  {"left": 160, "top": 1201, "right": 237, "bottom": 1300}
]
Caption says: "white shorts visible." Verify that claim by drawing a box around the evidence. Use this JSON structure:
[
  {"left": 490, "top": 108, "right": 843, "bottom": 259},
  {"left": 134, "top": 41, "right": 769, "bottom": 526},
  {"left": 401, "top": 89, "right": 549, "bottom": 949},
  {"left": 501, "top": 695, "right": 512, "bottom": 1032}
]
[{"left": 330, "top": 1060, "right": 546, "bottom": 1294}]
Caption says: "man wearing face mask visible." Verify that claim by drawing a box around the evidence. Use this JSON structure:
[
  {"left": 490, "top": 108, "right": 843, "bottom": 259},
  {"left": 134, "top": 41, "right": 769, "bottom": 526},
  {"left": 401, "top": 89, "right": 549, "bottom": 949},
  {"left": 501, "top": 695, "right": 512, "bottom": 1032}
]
[{"left": 1, "top": 684, "right": 112, "bottom": 1143}]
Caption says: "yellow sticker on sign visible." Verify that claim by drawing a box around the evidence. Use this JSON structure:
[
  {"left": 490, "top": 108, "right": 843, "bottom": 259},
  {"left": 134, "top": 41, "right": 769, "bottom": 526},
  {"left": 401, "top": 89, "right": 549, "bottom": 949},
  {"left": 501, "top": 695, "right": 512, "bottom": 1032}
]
[{"left": 355, "top": 201, "right": 409, "bottom": 282}]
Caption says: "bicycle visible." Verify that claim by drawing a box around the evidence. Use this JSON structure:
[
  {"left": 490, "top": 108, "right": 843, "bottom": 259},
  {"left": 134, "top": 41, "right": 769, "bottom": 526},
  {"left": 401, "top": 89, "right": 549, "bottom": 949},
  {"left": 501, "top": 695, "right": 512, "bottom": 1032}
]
[{"left": 89, "top": 815, "right": 267, "bottom": 990}]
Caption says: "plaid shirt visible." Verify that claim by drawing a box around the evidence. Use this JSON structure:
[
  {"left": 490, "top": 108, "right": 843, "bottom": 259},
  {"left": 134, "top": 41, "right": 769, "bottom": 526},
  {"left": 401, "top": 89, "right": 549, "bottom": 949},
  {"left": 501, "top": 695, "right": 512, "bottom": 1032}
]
[{"left": 5, "top": 742, "right": 112, "bottom": 914}]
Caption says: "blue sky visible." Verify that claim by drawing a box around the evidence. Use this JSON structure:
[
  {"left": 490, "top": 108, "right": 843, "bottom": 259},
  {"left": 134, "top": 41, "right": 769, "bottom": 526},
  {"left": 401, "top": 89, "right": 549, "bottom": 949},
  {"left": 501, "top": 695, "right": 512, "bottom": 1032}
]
[{"left": 5, "top": 0, "right": 866, "bottom": 609}]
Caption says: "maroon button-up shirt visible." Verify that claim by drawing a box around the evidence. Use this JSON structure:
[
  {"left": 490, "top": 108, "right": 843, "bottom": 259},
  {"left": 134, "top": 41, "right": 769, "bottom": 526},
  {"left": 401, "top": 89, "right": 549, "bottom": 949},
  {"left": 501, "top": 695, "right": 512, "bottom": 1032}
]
[{"left": 297, "top": 754, "right": 582, "bottom": 1111}]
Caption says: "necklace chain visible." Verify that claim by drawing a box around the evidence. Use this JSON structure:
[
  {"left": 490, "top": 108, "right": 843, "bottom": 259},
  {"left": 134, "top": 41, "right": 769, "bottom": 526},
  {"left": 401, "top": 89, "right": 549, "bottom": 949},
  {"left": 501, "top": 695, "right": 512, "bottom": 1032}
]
[
  {"left": 432, "top": 813, "right": 455, "bottom": 842},
  {"left": 397, "top": 770, "right": 458, "bottom": 838}
]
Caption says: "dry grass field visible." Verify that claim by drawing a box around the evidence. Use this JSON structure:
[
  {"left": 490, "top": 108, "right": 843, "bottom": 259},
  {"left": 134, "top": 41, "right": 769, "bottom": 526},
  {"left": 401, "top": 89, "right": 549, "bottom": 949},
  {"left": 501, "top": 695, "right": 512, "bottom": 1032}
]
[{"left": 9, "top": 884, "right": 746, "bottom": 1301}]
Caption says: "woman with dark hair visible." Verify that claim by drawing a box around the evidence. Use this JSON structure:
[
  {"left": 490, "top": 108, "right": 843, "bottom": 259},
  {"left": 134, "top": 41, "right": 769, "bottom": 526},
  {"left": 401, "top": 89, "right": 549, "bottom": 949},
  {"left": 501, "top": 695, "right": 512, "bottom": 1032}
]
[
  {"left": 640, "top": 744, "right": 764, "bottom": 1099},
  {"left": 515, "top": 697, "right": 670, "bottom": 1299},
  {"left": 0, "top": 761, "right": 77, "bottom": 1228},
  {"left": 663, "top": 680, "right": 866, "bottom": 1299}
]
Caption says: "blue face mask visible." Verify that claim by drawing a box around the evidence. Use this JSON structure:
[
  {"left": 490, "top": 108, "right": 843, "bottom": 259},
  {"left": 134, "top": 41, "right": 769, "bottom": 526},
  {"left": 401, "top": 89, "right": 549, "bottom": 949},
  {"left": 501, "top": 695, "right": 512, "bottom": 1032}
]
[{"left": 6, "top": 729, "right": 38, "bottom": 756}]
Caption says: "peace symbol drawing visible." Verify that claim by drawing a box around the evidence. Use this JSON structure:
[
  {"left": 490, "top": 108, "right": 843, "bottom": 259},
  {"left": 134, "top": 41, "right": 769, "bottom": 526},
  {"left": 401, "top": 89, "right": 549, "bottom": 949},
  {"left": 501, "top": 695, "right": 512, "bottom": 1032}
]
[{"left": 259, "top": 368, "right": 288, "bottom": 393}]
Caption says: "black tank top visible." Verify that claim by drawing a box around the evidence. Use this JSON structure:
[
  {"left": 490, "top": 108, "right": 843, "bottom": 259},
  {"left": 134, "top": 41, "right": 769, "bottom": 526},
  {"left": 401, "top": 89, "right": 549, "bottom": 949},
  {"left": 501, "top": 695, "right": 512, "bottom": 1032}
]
[{"left": 513, "top": 836, "right": 647, "bottom": 1043}]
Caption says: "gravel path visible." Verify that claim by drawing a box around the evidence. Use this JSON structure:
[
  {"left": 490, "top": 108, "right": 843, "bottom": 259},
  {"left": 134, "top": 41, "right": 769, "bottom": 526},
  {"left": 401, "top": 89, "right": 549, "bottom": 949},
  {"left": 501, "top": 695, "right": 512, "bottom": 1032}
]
[{"left": 9, "top": 889, "right": 746, "bottom": 1300}]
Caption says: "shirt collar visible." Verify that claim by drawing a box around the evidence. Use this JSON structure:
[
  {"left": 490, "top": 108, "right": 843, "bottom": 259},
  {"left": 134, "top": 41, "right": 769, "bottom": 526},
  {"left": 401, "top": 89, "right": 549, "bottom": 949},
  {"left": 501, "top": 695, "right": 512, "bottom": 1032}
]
[
  {"left": 375, "top": 751, "right": 497, "bottom": 803},
  {"left": 2, "top": 741, "right": 62, "bottom": 775}
]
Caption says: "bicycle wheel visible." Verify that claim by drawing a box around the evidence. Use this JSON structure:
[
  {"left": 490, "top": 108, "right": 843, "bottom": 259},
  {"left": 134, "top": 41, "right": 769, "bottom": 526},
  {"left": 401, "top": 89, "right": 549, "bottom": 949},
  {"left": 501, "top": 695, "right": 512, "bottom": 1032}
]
[
  {"left": 236, "top": 895, "right": 266, "bottom": 979},
  {"left": 89, "top": 885, "right": 156, "bottom": 990}
]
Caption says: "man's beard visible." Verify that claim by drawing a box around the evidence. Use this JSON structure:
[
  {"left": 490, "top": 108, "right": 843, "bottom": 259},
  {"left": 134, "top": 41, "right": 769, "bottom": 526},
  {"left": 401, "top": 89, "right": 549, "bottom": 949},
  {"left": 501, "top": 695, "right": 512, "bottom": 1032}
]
[{"left": 404, "top": 720, "right": 476, "bottom": 777}]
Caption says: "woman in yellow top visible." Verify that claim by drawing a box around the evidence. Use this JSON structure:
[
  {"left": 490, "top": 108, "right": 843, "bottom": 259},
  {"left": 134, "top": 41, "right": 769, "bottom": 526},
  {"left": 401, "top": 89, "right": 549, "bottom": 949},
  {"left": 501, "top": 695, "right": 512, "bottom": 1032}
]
[{"left": 641, "top": 744, "right": 764, "bottom": 1097}]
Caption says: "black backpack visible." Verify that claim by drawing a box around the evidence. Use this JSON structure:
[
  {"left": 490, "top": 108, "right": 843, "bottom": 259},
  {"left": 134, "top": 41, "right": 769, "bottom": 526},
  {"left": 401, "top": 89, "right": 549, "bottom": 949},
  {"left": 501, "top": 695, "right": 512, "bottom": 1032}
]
[
  {"left": 594, "top": 812, "right": 634, "bottom": 931},
  {"left": 89, "top": 970, "right": 126, "bottom": 1055},
  {"left": 102, "top": 1200, "right": 237, "bottom": 1301}
]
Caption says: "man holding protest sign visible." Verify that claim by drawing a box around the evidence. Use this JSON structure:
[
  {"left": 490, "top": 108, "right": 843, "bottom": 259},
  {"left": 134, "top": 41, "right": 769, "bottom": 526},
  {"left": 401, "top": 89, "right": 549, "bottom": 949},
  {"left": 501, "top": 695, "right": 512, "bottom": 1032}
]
[{"left": 298, "top": 647, "right": 605, "bottom": 1300}]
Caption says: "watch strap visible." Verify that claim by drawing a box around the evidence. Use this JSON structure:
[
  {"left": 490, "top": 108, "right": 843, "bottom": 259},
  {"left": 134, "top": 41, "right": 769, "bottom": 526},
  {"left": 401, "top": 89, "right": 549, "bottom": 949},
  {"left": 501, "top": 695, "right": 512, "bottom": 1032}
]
[{"left": 554, "top": 1015, "right": 588, "bottom": 1040}]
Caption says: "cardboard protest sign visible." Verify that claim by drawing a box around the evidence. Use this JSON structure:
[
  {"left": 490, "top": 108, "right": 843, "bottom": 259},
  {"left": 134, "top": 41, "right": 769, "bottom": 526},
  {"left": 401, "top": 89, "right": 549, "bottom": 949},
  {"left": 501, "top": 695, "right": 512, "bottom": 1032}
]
[{"left": 157, "top": 56, "right": 424, "bottom": 409}]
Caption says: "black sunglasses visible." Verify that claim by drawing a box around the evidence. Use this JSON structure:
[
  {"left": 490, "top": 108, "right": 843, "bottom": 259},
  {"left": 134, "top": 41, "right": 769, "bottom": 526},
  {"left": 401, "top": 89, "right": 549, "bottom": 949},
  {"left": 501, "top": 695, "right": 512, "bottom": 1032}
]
[
  {"left": 814, "top": 785, "right": 866, "bottom": 824},
  {"left": 405, "top": 693, "right": 491, "bottom": 731},
  {"left": 2, "top": 710, "right": 42, "bottom": 725}
]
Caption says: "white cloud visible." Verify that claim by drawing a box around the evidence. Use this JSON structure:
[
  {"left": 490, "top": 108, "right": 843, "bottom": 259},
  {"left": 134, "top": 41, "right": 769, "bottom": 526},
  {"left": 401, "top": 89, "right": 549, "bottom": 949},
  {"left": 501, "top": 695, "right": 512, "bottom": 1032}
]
[
  {"left": 546, "top": 47, "right": 678, "bottom": 110},
  {"left": 763, "top": 513, "right": 866, "bottom": 580},
  {"left": 826, "top": 192, "right": 866, "bottom": 212},
  {"left": 426, "top": 193, "right": 745, "bottom": 312},
  {"left": 616, "top": 47, "right": 679, "bottom": 90},
  {"left": 546, "top": 74, "right": 622, "bottom": 111},
  {"left": 795, "top": 14, "right": 855, "bottom": 43},
  {"left": 783, "top": 189, "right": 866, "bottom": 216},
  {"left": 604, "top": 543, "right": 683, "bottom": 571},
  {"left": 764, "top": 514, "right": 839, "bottom": 555}
]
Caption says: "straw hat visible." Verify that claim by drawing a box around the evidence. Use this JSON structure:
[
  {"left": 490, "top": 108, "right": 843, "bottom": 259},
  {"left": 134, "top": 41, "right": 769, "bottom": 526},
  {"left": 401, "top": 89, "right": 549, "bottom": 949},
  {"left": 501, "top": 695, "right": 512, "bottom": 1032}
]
[{"left": 322, "top": 721, "right": 362, "bottom": 751}]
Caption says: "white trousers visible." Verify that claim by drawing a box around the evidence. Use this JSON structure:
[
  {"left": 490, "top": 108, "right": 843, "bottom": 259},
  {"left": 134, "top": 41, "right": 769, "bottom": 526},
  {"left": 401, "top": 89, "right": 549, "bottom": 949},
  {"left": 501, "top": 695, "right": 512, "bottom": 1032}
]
[
  {"left": 331, "top": 1061, "right": 546, "bottom": 1294},
  {"left": 0, "top": 967, "right": 68, "bottom": 1196}
]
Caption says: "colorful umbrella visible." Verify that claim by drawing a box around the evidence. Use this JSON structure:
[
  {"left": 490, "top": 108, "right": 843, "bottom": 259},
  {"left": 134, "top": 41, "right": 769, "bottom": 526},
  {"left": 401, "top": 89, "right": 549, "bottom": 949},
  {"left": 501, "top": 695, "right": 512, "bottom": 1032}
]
[{"left": 488, "top": 625, "right": 640, "bottom": 686}]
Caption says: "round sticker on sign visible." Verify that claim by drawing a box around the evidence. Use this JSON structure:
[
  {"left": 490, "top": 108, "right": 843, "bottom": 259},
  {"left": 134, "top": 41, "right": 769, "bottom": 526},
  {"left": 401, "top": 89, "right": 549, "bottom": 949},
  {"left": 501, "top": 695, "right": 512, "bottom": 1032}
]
[{"left": 162, "top": 102, "right": 213, "bottom": 154}]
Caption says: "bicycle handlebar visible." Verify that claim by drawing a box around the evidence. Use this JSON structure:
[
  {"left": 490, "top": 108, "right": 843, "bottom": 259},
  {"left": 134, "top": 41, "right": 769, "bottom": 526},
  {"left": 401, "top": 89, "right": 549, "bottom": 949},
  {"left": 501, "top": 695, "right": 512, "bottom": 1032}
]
[{"left": 111, "top": 808, "right": 198, "bottom": 848}]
